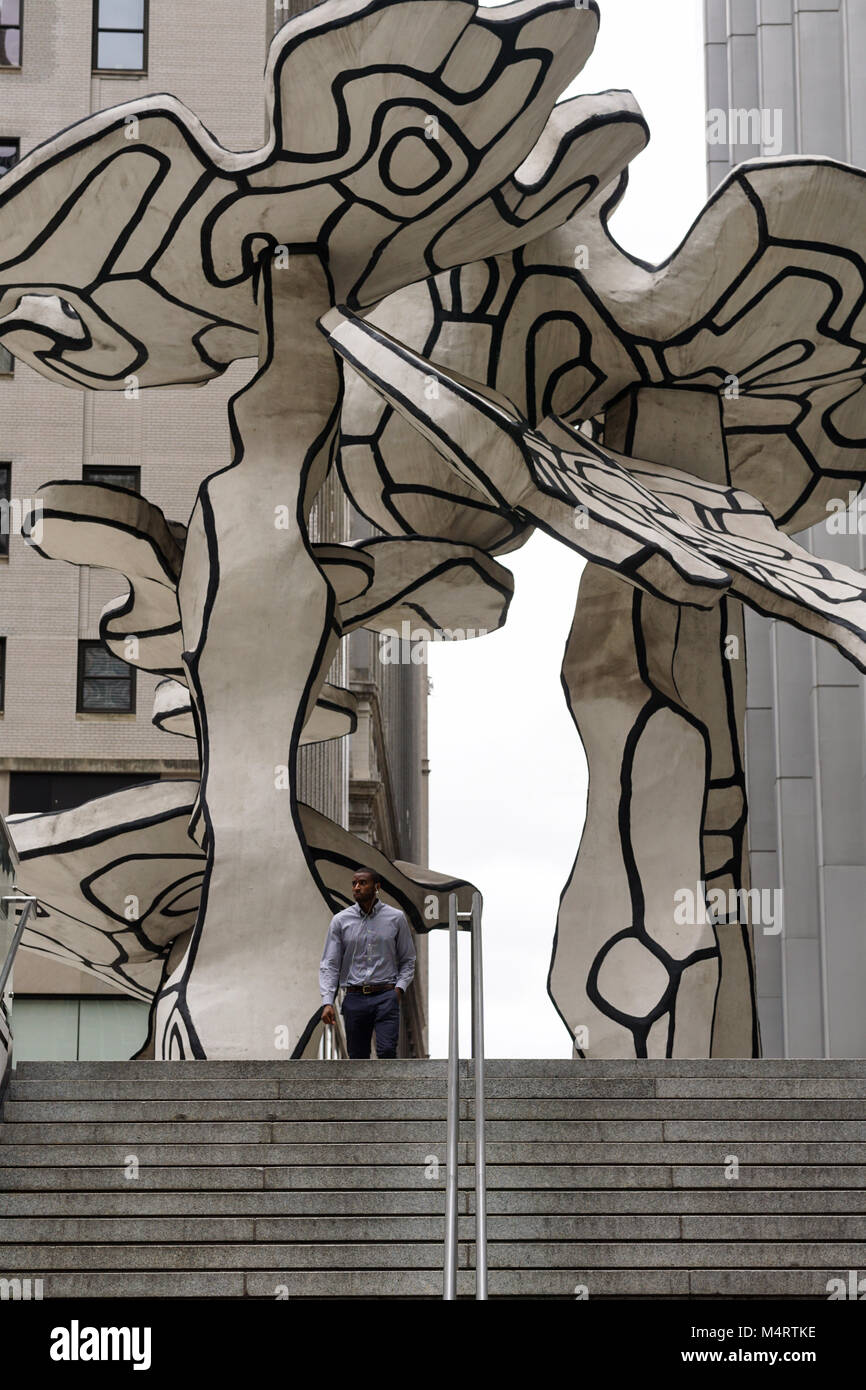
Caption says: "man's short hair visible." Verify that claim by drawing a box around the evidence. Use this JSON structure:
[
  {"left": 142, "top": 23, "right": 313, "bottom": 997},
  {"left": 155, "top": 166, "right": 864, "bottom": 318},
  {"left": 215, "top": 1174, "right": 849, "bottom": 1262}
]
[{"left": 353, "top": 866, "right": 381, "bottom": 885}]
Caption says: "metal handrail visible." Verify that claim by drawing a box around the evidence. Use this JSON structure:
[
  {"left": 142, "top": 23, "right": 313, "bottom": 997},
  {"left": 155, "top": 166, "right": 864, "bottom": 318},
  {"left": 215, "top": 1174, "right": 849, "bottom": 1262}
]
[
  {"left": 443, "top": 894, "right": 460, "bottom": 1299},
  {"left": 470, "top": 891, "right": 487, "bottom": 1300},
  {"left": 443, "top": 892, "right": 487, "bottom": 1301},
  {"left": 320, "top": 1016, "right": 348, "bottom": 1060},
  {"left": 0, "top": 894, "right": 37, "bottom": 999},
  {"left": 319, "top": 987, "right": 350, "bottom": 1060},
  {"left": 0, "top": 894, "right": 38, "bottom": 1108}
]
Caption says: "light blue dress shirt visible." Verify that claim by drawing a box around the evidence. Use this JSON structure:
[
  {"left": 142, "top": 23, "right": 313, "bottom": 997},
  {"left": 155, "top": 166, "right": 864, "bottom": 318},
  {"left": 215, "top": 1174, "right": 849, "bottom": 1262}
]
[{"left": 319, "top": 900, "right": 416, "bottom": 1005}]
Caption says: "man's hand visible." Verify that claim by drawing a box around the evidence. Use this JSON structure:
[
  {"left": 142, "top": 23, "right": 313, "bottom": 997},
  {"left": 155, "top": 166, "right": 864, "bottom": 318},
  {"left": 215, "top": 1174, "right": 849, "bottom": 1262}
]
[
  {"left": 322, "top": 1004, "right": 336, "bottom": 1026},
  {"left": 393, "top": 988, "right": 403, "bottom": 998}
]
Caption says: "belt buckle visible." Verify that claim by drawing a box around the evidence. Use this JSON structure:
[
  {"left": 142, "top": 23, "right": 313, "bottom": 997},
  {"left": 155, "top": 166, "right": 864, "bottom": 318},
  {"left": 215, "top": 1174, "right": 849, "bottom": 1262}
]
[{"left": 362, "top": 984, "right": 373, "bottom": 995}]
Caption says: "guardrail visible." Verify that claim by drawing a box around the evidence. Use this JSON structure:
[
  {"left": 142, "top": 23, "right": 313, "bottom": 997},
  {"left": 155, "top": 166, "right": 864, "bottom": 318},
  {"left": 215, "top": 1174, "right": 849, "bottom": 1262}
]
[{"left": 443, "top": 890, "right": 486, "bottom": 1301}]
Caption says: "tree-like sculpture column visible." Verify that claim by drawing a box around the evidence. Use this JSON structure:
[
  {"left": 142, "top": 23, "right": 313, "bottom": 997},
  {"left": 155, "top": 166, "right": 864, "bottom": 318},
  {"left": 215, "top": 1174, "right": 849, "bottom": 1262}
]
[
  {"left": 157, "top": 253, "right": 341, "bottom": 1059},
  {"left": 552, "top": 387, "right": 758, "bottom": 1058}
]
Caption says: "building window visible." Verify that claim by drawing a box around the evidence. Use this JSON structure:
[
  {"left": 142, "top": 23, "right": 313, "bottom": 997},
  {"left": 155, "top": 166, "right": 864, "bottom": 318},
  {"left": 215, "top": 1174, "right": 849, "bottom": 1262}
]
[
  {"left": 0, "top": 1, "right": 21, "bottom": 68},
  {"left": 93, "top": 0, "right": 147, "bottom": 74},
  {"left": 9, "top": 770, "right": 156, "bottom": 814},
  {"left": 0, "top": 463, "right": 10, "bottom": 559},
  {"left": 10, "top": 996, "right": 150, "bottom": 1062},
  {"left": 83, "top": 464, "right": 140, "bottom": 493},
  {"left": 0, "top": 637, "right": 6, "bottom": 712},
  {"left": 77, "top": 640, "right": 136, "bottom": 714},
  {"left": 0, "top": 344, "right": 11, "bottom": 375},
  {"left": 0, "top": 137, "right": 19, "bottom": 174}
]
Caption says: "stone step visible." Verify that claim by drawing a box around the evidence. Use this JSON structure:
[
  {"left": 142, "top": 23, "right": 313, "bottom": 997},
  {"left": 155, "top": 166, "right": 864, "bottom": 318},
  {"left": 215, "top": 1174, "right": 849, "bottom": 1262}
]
[
  {"left": 10, "top": 1061, "right": 448, "bottom": 1080},
  {"left": 2, "top": 1212, "right": 863, "bottom": 1244},
  {"left": 3, "top": 1139, "right": 866, "bottom": 1167},
  {"left": 0, "top": 1121, "right": 450, "bottom": 1144},
  {"left": 6, "top": 1078, "right": 451, "bottom": 1102},
  {"left": 3, "top": 1186, "right": 866, "bottom": 1216},
  {"left": 0, "top": 1241, "right": 451, "bottom": 1270},
  {"left": 1, "top": 1239, "right": 864, "bottom": 1271},
  {"left": 0, "top": 1267, "right": 842, "bottom": 1298},
  {"left": 9, "top": 1162, "right": 866, "bottom": 1191},
  {"left": 5, "top": 1097, "right": 866, "bottom": 1122},
  {"left": 5, "top": 1162, "right": 866, "bottom": 1195},
  {"left": 0, "top": 1216, "right": 450, "bottom": 1243},
  {"left": 461, "top": 1241, "right": 866, "bottom": 1269},
  {"left": 13, "top": 1059, "right": 866, "bottom": 1079},
  {"left": 0, "top": 1273, "right": 845, "bottom": 1301},
  {"left": 0, "top": 1190, "right": 454, "bottom": 1216},
  {"left": 1, "top": 1100, "right": 449, "bottom": 1123},
  {"left": 8, "top": 1118, "right": 866, "bottom": 1144},
  {"left": 10, "top": 1076, "right": 866, "bottom": 1101},
  {"left": 480, "top": 1101, "right": 866, "bottom": 1120}
]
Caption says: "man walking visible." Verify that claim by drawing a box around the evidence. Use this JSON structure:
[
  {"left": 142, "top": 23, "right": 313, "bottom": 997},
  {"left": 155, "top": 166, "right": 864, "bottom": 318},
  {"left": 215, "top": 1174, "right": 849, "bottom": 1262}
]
[{"left": 320, "top": 867, "right": 416, "bottom": 1059}]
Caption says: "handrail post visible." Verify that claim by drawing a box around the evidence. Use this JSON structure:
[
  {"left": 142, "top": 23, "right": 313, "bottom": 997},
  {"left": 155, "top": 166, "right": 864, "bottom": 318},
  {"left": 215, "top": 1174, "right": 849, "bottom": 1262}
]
[
  {"left": 471, "top": 891, "right": 487, "bottom": 1300},
  {"left": 443, "top": 892, "right": 459, "bottom": 1300},
  {"left": 0, "top": 896, "right": 36, "bottom": 999}
]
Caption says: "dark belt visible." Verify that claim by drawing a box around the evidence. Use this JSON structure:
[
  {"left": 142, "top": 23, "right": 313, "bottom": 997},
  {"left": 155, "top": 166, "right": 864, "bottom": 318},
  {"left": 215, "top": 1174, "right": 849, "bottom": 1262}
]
[{"left": 345, "top": 982, "right": 397, "bottom": 995}]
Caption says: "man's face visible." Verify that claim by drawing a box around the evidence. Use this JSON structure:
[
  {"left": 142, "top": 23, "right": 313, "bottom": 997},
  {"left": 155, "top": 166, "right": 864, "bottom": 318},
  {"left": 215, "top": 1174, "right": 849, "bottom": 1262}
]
[{"left": 352, "top": 872, "right": 378, "bottom": 907}]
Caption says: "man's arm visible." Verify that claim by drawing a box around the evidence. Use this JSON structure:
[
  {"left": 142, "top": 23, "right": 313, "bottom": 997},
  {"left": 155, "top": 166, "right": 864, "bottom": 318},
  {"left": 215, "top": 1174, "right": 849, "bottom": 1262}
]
[
  {"left": 394, "top": 912, "right": 416, "bottom": 995},
  {"left": 319, "top": 917, "right": 343, "bottom": 1016}
]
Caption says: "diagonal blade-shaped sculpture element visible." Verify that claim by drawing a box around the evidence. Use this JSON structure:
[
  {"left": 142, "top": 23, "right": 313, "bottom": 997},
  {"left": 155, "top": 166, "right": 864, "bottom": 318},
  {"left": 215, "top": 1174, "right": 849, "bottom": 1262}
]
[
  {"left": 323, "top": 305, "right": 866, "bottom": 668},
  {"left": 323, "top": 306, "right": 733, "bottom": 605}
]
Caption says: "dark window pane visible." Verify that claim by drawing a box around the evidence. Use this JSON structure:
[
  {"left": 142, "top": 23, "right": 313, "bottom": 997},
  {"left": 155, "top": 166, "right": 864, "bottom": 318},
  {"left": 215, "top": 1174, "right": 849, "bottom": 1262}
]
[
  {"left": 0, "top": 345, "right": 12, "bottom": 374},
  {"left": 84, "top": 645, "right": 128, "bottom": 679},
  {"left": 0, "top": 141, "right": 19, "bottom": 175},
  {"left": 0, "top": 29, "right": 20, "bottom": 67},
  {"left": 10, "top": 771, "right": 154, "bottom": 814},
  {"left": 99, "top": 0, "right": 143, "bottom": 29},
  {"left": 0, "top": 2, "right": 21, "bottom": 25},
  {"left": 78, "top": 639, "right": 135, "bottom": 714},
  {"left": 82, "top": 466, "right": 140, "bottom": 493},
  {"left": 83, "top": 678, "right": 132, "bottom": 710},
  {"left": 0, "top": 637, "right": 6, "bottom": 712},
  {"left": 0, "top": 466, "right": 10, "bottom": 558},
  {"left": 96, "top": 30, "right": 143, "bottom": 68}
]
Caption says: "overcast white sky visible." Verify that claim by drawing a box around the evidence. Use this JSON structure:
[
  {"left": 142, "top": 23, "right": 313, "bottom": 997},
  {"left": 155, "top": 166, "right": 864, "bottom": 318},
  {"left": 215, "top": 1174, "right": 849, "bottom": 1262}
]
[{"left": 425, "top": 0, "right": 708, "bottom": 1057}]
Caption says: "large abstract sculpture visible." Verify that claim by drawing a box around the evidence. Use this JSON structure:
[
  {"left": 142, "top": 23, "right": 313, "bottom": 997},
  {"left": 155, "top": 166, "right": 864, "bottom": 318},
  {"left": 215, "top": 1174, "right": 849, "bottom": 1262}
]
[
  {"left": 2, "top": 0, "right": 865, "bottom": 1060},
  {"left": 326, "top": 154, "right": 866, "bottom": 1057}
]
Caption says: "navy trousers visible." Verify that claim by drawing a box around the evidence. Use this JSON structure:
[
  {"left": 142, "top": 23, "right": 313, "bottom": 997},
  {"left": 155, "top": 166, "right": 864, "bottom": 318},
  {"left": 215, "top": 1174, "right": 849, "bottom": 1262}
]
[{"left": 342, "top": 988, "right": 401, "bottom": 1059}]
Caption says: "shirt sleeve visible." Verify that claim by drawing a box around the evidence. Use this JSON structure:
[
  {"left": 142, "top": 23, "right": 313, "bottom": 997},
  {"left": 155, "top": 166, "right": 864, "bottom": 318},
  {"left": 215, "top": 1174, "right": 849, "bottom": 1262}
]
[
  {"left": 319, "top": 916, "right": 343, "bottom": 1005},
  {"left": 394, "top": 912, "right": 416, "bottom": 992}
]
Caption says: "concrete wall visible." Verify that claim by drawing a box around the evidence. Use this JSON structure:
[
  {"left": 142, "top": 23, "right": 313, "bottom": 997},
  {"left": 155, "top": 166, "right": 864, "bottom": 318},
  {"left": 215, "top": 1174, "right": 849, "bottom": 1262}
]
[{"left": 704, "top": 0, "right": 866, "bottom": 1057}]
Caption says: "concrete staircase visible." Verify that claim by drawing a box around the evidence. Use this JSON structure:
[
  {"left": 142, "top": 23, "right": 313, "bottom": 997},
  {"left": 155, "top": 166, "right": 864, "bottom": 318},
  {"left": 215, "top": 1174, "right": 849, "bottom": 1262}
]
[{"left": 0, "top": 1059, "right": 864, "bottom": 1299}]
